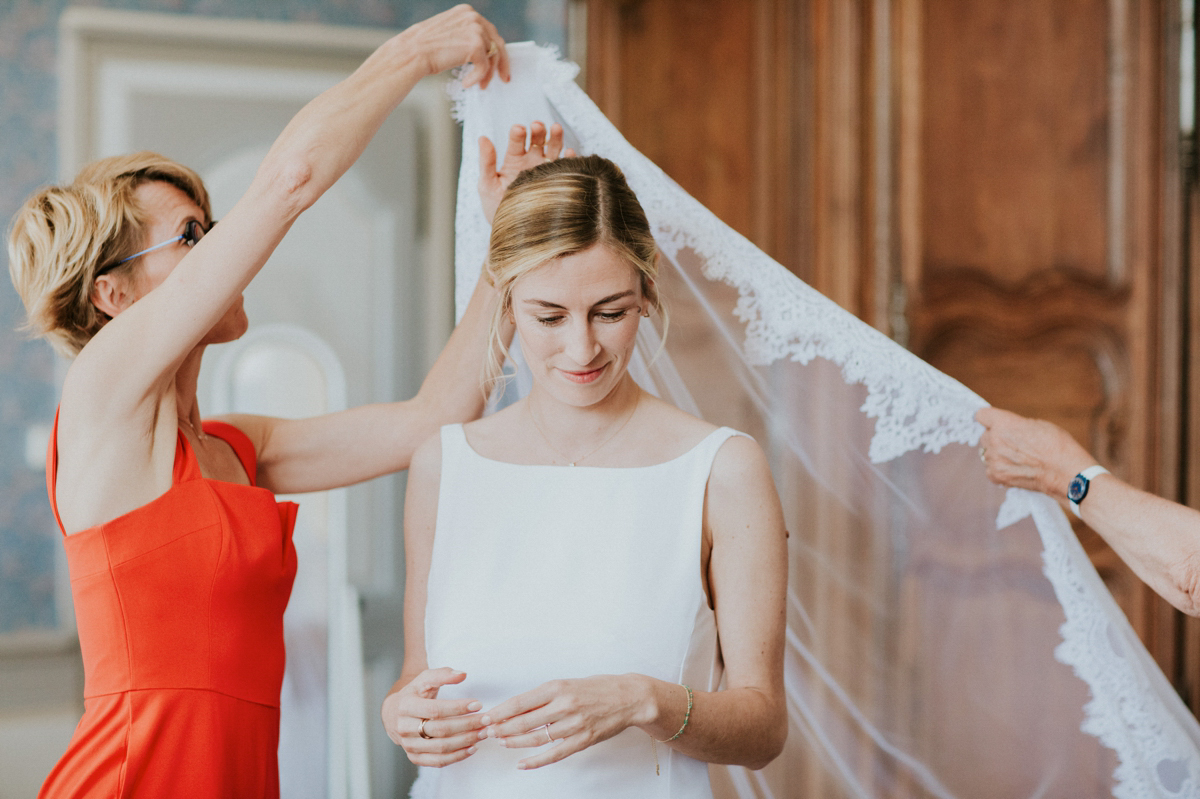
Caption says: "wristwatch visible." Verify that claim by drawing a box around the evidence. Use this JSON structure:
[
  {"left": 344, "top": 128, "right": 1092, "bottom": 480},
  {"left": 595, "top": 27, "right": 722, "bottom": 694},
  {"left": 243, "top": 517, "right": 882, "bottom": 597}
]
[{"left": 1067, "top": 465, "right": 1109, "bottom": 518}]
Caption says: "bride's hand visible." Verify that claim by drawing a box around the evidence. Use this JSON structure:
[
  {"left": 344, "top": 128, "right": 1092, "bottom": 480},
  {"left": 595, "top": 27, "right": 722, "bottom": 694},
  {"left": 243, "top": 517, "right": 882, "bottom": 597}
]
[
  {"left": 478, "top": 121, "right": 575, "bottom": 224},
  {"left": 381, "top": 667, "right": 486, "bottom": 767},
  {"left": 483, "top": 674, "right": 649, "bottom": 769}
]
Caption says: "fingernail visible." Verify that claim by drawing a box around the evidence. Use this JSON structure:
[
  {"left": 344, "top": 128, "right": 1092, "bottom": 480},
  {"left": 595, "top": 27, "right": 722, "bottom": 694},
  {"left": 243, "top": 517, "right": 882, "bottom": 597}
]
[
  {"left": 517, "top": 762, "right": 528, "bottom": 770},
  {"left": 480, "top": 715, "right": 491, "bottom": 725},
  {"left": 467, "top": 745, "right": 477, "bottom": 754},
  {"left": 499, "top": 738, "right": 508, "bottom": 748},
  {"left": 478, "top": 730, "right": 488, "bottom": 740},
  {"left": 468, "top": 701, "right": 482, "bottom": 712}
]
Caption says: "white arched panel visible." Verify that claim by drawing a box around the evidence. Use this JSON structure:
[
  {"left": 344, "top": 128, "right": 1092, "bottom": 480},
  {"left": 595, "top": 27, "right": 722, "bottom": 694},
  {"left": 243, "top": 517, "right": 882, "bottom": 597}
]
[{"left": 210, "top": 323, "right": 366, "bottom": 799}]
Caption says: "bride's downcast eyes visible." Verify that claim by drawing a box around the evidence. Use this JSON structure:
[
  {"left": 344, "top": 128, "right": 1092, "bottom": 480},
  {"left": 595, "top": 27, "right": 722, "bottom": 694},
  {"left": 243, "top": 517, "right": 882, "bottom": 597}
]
[{"left": 533, "top": 308, "right": 632, "bottom": 327}]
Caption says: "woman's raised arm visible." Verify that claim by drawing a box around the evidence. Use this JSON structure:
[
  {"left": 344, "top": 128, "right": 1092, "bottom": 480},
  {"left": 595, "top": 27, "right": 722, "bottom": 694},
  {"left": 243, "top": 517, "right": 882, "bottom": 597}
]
[
  {"left": 978, "top": 406, "right": 1200, "bottom": 616},
  {"left": 64, "top": 6, "right": 508, "bottom": 430}
]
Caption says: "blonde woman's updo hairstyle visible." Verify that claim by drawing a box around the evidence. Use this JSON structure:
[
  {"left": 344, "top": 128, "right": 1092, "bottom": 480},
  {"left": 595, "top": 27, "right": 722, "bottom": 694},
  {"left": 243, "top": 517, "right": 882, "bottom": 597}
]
[
  {"left": 485, "top": 154, "right": 663, "bottom": 387},
  {"left": 7, "top": 152, "right": 211, "bottom": 357}
]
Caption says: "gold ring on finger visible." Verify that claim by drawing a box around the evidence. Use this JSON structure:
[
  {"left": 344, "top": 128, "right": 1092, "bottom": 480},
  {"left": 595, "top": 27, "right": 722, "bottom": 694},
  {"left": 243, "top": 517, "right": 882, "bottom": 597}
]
[
  {"left": 487, "top": 40, "right": 499, "bottom": 57},
  {"left": 543, "top": 724, "right": 554, "bottom": 744},
  {"left": 418, "top": 718, "right": 434, "bottom": 739}
]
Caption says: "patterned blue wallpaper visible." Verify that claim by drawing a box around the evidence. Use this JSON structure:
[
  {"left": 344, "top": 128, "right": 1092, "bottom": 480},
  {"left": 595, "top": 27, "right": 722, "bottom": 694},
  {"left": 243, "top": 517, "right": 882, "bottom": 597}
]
[{"left": 0, "top": 0, "right": 567, "bottom": 633}]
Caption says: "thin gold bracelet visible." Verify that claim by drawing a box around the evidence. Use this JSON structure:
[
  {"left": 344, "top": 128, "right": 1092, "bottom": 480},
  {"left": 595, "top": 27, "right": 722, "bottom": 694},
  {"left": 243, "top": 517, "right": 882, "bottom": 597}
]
[{"left": 656, "top": 683, "right": 693, "bottom": 743}]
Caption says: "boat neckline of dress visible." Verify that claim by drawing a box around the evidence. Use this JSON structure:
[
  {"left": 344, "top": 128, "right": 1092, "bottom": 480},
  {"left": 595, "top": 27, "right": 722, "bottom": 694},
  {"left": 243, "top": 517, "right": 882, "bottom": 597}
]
[{"left": 457, "top": 423, "right": 732, "bottom": 470}]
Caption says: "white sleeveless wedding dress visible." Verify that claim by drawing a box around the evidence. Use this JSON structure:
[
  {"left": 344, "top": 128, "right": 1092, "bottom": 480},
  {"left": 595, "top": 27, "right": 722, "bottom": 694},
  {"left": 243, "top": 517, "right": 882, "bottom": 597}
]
[{"left": 411, "top": 423, "right": 742, "bottom": 799}]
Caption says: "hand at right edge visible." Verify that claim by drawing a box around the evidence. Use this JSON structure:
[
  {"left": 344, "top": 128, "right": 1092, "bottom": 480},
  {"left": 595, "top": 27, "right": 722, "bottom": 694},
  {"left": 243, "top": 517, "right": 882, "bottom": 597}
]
[
  {"left": 382, "top": 666, "right": 487, "bottom": 767},
  {"left": 975, "top": 407, "right": 1095, "bottom": 499}
]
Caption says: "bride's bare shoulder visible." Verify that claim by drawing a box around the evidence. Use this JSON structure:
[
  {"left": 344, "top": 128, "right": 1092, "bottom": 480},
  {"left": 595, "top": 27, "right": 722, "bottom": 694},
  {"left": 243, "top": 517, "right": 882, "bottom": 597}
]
[
  {"left": 464, "top": 402, "right": 524, "bottom": 433},
  {"left": 460, "top": 401, "right": 526, "bottom": 459},
  {"left": 636, "top": 393, "right": 721, "bottom": 456}
]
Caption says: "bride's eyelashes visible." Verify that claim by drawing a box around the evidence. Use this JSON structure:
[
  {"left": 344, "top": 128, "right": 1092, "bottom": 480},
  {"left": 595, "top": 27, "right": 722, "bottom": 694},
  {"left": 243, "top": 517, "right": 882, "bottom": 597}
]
[{"left": 532, "top": 308, "right": 633, "bottom": 327}]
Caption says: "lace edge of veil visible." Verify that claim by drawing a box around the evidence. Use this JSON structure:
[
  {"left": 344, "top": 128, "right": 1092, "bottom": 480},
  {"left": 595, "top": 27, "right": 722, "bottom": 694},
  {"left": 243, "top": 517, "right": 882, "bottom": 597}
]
[{"left": 447, "top": 44, "right": 1200, "bottom": 798}]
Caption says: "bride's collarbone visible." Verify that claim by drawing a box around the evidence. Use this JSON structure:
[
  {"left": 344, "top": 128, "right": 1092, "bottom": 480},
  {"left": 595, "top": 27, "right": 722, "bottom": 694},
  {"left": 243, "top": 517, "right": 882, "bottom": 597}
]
[{"left": 468, "top": 406, "right": 714, "bottom": 467}]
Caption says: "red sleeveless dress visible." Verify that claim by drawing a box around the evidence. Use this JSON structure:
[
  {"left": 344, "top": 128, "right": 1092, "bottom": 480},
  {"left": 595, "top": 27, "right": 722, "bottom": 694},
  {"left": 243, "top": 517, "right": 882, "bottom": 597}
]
[{"left": 39, "top": 415, "right": 298, "bottom": 798}]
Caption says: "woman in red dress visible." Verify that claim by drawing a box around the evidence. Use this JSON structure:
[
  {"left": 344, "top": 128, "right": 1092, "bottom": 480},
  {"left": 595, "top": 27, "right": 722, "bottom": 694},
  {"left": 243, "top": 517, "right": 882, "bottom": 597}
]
[{"left": 7, "top": 6, "right": 562, "bottom": 797}]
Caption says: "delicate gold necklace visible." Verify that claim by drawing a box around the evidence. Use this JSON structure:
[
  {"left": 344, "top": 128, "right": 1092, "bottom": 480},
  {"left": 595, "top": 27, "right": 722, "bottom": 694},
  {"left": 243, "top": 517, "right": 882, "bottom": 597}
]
[{"left": 527, "top": 392, "right": 640, "bottom": 467}]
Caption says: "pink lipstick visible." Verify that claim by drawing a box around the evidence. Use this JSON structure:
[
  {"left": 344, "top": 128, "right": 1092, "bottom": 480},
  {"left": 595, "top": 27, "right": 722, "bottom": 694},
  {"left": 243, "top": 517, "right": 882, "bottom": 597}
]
[{"left": 561, "top": 365, "right": 606, "bottom": 384}]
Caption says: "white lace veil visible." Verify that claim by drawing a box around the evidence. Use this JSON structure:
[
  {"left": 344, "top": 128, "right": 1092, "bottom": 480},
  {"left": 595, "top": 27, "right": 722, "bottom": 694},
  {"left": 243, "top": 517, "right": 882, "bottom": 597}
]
[{"left": 449, "top": 44, "right": 1200, "bottom": 798}]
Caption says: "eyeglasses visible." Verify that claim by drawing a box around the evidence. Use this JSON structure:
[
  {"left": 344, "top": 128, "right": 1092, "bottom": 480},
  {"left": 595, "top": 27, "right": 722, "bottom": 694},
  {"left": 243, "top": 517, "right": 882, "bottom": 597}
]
[{"left": 96, "top": 219, "right": 215, "bottom": 276}]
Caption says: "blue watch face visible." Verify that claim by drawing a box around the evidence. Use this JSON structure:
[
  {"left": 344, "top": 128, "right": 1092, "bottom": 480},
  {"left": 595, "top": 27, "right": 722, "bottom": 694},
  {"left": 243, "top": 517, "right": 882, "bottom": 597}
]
[{"left": 1067, "top": 475, "right": 1088, "bottom": 503}]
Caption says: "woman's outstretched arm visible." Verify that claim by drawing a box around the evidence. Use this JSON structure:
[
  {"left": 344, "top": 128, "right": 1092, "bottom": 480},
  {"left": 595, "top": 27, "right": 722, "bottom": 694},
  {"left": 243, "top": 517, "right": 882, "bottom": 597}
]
[
  {"left": 978, "top": 406, "right": 1200, "bottom": 616},
  {"left": 482, "top": 434, "right": 789, "bottom": 770},
  {"left": 66, "top": 7, "right": 507, "bottom": 421},
  {"left": 55, "top": 7, "right": 507, "bottom": 532}
]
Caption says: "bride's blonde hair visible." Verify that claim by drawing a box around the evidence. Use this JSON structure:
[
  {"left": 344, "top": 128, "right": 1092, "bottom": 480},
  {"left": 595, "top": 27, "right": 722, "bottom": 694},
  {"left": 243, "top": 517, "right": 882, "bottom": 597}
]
[
  {"left": 7, "top": 152, "right": 210, "bottom": 357},
  {"left": 484, "top": 155, "right": 664, "bottom": 389}
]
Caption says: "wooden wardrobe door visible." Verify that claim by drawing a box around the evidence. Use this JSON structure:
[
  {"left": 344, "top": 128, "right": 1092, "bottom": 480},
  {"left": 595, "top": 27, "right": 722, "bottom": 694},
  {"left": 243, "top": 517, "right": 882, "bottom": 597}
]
[{"left": 896, "top": 0, "right": 1184, "bottom": 677}]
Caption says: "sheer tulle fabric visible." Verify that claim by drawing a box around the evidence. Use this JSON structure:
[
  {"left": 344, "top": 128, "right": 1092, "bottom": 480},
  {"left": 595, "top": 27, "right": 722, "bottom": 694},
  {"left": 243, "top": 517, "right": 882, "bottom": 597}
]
[{"left": 448, "top": 44, "right": 1200, "bottom": 798}]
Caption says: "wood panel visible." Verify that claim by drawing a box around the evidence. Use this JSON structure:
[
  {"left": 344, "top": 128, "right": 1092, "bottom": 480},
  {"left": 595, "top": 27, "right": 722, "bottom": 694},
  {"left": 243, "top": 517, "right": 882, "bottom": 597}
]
[
  {"left": 1183, "top": 147, "right": 1200, "bottom": 711},
  {"left": 587, "top": 0, "right": 880, "bottom": 319},
  {"left": 588, "top": 0, "right": 764, "bottom": 249},
  {"left": 898, "top": 0, "right": 1183, "bottom": 674},
  {"left": 921, "top": 0, "right": 1111, "bottom": 283}
]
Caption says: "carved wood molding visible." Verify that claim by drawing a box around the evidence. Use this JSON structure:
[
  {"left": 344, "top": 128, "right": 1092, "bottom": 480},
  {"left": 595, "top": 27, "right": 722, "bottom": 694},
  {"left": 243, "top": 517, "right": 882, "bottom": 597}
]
[{"left": 909, "top": 270, "right": 1132, "bottom": 341}]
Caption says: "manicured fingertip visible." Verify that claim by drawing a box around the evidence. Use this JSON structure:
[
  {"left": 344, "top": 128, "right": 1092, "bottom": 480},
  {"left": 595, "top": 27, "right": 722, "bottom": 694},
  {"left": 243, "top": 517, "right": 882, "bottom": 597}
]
[
  {"left": 480, "top": 715, "right": 491, "bottom": 725},
  {"left": 467, "top": 701, "right": 482, "bottom": 712},
  {"left": 467, "top": 745, "right": 477, "bottom": 754}
]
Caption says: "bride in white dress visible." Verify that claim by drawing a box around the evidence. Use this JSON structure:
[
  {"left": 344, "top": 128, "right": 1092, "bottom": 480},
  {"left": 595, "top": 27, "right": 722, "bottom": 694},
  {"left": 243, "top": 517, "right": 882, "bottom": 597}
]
[{"left": 381, "top": 145, "right": 788, "bottom": 798}]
